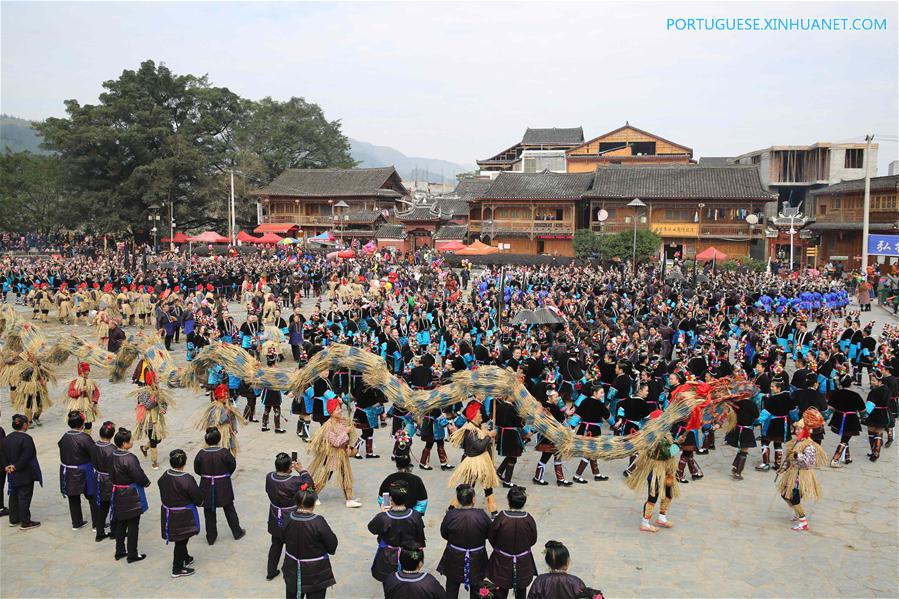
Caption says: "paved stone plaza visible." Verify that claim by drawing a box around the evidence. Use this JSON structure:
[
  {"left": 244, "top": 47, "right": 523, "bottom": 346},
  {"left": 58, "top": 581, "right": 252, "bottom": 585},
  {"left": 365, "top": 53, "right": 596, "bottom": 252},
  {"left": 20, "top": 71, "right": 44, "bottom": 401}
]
[{"left": 0, "top": 299, "right": 896, "bottom": 598}]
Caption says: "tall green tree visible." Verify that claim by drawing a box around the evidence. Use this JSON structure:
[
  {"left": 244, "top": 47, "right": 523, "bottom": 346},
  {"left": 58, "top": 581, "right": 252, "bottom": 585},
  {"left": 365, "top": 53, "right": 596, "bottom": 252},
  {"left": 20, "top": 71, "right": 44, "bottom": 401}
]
[
  {"left": 35, "top": 60, "right": 243, "bottom": 236},
  {"left": 0, "top": 151, "right": 71, "bottom": 233},
  {"left": 573, "top": 228, "right": 661, "bottom": 261}
]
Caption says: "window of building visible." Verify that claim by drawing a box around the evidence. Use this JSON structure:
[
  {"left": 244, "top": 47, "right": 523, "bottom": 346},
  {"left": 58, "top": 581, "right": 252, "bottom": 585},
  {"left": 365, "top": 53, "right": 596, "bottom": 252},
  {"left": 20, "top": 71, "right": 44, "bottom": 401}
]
[
  {"left": 751, "top": 155, "right": 761, "bottom": 165},
  {"left": 664, "top": 208, "right": 692, "bottom": 221},
  {"left": 831, "top": 196, "right": 841, "bottom": 210},
  {"left": 844, "top": 149, "right": 864, "bottom": 169}
]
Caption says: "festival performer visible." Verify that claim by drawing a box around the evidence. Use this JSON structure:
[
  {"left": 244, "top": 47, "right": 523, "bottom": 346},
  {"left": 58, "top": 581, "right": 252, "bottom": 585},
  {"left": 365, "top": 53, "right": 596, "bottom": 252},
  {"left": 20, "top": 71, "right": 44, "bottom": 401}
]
[
  {"left": 260, "top": 384, "right": 287, "bottom": 434},
  {"left": 865, "top": 372, "right": 890, "bottom": 462},
  {"left": 448, "top": 399, "right": 500, "bottom": 515},
  {"left": 418, "top": 407, "right": 453, "bottom": 471},
  {"left": 775, "top": 408, "right": 827, "bottom": 532},
  {"left": 55, "top": 283, "right": 74, "bottom": 324},
  {"left": 532, "top": 388, "right": 574, "bottom": 487},
  {"left": 351, "top": 380, "right": 386, "bottom": 458},
  {"left": 280, "top": 484, "right": 339, "bottom": 599},
  {"left": 133, "top": 369, "right": 171, "bottom": 470},
  {"left": 725, "top": 393, "right": 760, "bottom": 480},
  {"left": 572, "top": 383, "right": 611, "bottom": 484},
  {"left": 11, "top": 352, "right": 54, "bottom": 427},
  {"left": 378, "top": 435, "right": 429, "bottom": 514},
  {"left": 65, "top": 362, "right": 100, "bottom": 433},
  {"left": 92, "top": 421, "right": 117, "bottom": 541},
  {"left": 193, "top": 428, "right": 246, "bottom": 545},
  {"left": 437, "top": 484, "right": 491, "bottom": 599},
  {"left": 111, "top": 427, "right": 151, "bottom": 563},
  {"left": 307, "top": 397, "right": 363, "bottom": 508},
  {"left": 486, "top": 486, "right": 538, "bottom": 599},
  {"left": 526, "top": 540, "right": 589, "bottom": 599},
  {"left": 2, "top": 414, "right": 42, "bottom": 530},
  {"left": 57, "top": 410, "right": 97, "bottom": 530},
  {"left": 625, "top": 411, "right": 680, "bottom": 533},
  {"left": 157, "top": 448, "right": 203, "bottom": 578},
  {"left": 383, "top": 545, "right": 447, "bottom": 599},
  {"left": 196, "top": 384, "right": 247, "bottom": 456},
  {"left": 755, "top": 379, "right": 797, "bottom": 472},
  {"left": 265, "top": 453, "right": 315, "bottom": 582},
  {"left": 827, "top": 375, "right": 866, "bottom": 467},
  {"left": 368, "top": 480, "right": 427, "bottom": 583},
  {"left": 615, "top": 383, "right": 652, "bottom": 478}
]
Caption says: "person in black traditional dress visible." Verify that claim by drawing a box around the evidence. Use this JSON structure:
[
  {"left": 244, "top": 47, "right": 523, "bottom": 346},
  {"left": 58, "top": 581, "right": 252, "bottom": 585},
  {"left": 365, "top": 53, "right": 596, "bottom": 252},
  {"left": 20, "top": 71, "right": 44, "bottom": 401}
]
[
  {"left": 494, "top": 397, "right": 525, "bottom": 488},
  {"left": 725, "top": 395, "right": 759, "bottom": 480},
  {"left": 351, "top": 380, "right": 385, "bottom": 459},
  {"left": 368, "top": 480, "right": 427, "bottom": 583},
  {"left": 266, "top": 452, "right": 315, "bottom": 581},
  {"left": 281, "top": 485, "right": 339, "bottom": 599},
  {"left": 58, "top": 411, "right": 97, "bottom": 530},
  {"left": 486, "top": 487, "right": 538, "bottom": 599},
  {"left": 194, "top": 427, "right": 246, "bottom": 545},
  {"left": 827, "top": 375, "right": 866, "bottom": 467},
  {"left": 157, "top": 448, "right": 203, "bottom": 578},
  {"left": 755, "top": 380, "right": 797, "bottom": 472},
  {"left": 383, "top": 545, "right": 448, "bottom": 599},
  {"left": 532, "top": 389, "right": 573, "bottom": 486},
  {"left": 260, "top": 386, "right": 286, "bottom": 434},
  {"left": 0, "top": 410, "right": 7, "bottom": 519},
  {"left": 92, "top": 421, "right": 117, "bottom": 541},
  {"left": 614, "top": 384, "right": 652, "bottom": 478},
  {"left": 111, "top": 427, "right": 151, "bottom": 562},
  {"left": 2, "top": 414, "right": 42, "bottom": 529},
  {"left": 865, "top": 372, "right": 890, "bottom": 462},
  {"left": 572, "top": 383, "right": 610, "bottom": 484},
  {"left": 526, "top": 540, "right": 588, "bottom": 599},
  {"left": 792, "top": 373, "right": 828, "bottom": 444},
  {"left": 378, "top": 439, "right": 429, "bottom": 514},
  {"left": 438, "top": 484, "right": 491, "bottom": 599}
]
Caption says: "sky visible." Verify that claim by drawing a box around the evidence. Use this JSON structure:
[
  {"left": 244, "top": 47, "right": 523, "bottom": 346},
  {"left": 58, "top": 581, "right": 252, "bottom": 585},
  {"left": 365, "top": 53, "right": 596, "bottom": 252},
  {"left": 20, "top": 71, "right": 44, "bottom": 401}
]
[{"left": 2, "top": 1, "right": 897, "bottom": 172}]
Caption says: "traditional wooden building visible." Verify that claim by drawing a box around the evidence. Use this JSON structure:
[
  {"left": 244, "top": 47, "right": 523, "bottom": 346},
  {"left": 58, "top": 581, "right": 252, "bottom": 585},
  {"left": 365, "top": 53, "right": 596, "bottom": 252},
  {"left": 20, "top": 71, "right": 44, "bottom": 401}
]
[
  {"left": 808, "top": 175, "right": 899, "bottom": 270},
  {"left": 476, "top": 127, "right": 585, "bottom": 176},
  {"left": 566, "top": 123, "right": 693, "bottom": 173},
  {"left": 252, "top": 167, "right": 409, "bottom": 238},
  {"left": 586, "top": 165, "right": 776, "bottom": 260},
  {"left": 469, "top": 171, "right": 594, "bottom": 256}
]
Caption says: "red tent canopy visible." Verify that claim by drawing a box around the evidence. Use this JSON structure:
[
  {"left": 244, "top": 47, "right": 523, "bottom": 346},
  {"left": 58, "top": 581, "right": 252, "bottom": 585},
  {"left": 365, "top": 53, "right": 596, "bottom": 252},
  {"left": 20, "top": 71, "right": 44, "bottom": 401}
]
[
  {"left": 254, "top": 223, "right": 298, "bottom": 234},
  {"left": 337, "top": 249, "right": 356, "bottom": 259},
  {"left": 436, "top": 240, "right": 466, "bottom": 251},
  {"left": 188, "top": 231, "right": 229, "bottom": 243},
  {"left": 454, "top": 240, "right": 499, "bottom": 256},
  {"left": 161, "top": 231, "right": 190, "bottom": 243},
  {"left": 696, "top": 246, "right": 727, "bottom": 261},
  {"left": 236, "top": 231, "right": 259, "bottom": 243},
  {"left": 250, "top": 232, "right": 284, "bottom": 244}
]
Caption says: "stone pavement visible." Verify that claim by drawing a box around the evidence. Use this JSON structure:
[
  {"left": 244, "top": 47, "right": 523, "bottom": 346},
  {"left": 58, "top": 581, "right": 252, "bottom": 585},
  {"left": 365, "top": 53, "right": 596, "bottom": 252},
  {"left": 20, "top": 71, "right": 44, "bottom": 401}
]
[{"left": 0, "top": 298, "right": 896, "bottom": 598}]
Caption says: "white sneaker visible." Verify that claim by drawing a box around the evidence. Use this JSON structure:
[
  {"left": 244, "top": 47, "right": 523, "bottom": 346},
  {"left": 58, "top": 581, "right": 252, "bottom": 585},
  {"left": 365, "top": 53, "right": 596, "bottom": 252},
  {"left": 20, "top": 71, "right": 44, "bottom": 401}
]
[
  {"left": 345, "top": 499, "right": 362, "bottom": 508},
  {"left": 315, "top": 499, "right": 322, "bottom": 506}
]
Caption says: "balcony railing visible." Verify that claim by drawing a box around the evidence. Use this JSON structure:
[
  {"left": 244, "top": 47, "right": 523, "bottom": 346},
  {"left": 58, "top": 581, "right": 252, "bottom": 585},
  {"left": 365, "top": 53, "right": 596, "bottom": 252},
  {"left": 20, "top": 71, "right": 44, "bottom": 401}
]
[
  {"left": 700, "top": 223, "right": 757, "bottom": 238},
  {"left": 470, "top": 220, "right": 574, "bottom": 235}
]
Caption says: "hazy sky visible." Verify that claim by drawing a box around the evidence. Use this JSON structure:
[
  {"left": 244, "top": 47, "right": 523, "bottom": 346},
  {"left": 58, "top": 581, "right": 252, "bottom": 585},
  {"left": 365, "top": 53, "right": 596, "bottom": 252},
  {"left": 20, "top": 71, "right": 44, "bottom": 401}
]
[{"left": 2, "top": 1, "right": 897, "bottom": 171}]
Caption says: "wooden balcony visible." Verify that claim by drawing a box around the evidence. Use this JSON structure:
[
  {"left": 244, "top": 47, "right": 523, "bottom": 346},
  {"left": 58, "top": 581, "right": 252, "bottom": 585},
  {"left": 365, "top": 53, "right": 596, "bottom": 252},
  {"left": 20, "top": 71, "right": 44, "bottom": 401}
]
[
  {"left": 590, "top": 222, "right": 647, "bottom": 233},
  {"left": 700, "top": 223, "right": 759, "bottom": 238},
  {"left": 470, "top": 219, "right": 574, "bottom": 236}
]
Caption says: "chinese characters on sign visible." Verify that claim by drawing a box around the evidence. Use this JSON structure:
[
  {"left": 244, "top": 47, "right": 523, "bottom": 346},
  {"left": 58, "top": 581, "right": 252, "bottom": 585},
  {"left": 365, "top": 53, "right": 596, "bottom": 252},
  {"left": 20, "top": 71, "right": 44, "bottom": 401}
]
[{"left": 868, "top": 234, "right": 899, "bottom": 257}]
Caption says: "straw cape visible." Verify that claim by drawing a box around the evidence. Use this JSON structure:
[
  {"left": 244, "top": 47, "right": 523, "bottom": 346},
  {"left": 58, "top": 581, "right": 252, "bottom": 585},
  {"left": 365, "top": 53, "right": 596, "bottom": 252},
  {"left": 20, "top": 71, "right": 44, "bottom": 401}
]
[
  {"left": 776, "top": 434, "right": 827, "bottom": 502},
  {"left": 195, "top": 398, "right": 248, "bottom": 457},
  {"left": 131, "top": 382, "right": 173, "bottom": 443},
  {"left": 624, "top": 433, "right": 681, "bottom": 499},
  {"left": 307, "top": 413, "right": 358, "bottom": 494},
  {"left": 447, "top": 422, "right": 501, "bottom": 490}
]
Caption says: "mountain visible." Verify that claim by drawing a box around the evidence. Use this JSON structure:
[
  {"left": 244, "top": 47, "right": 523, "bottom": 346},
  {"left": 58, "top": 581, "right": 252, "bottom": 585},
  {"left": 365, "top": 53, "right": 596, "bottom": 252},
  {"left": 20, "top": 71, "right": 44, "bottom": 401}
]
[
  {"left": 0, "top": 115, "right": 47, "bottom": 154},
  {"left": 350, "top": 138, "right": 472, "bottom": 184}
]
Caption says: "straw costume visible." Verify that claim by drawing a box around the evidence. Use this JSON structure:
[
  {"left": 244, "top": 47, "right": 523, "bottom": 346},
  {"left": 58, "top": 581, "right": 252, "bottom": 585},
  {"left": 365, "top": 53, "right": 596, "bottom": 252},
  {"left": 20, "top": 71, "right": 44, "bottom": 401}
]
[
  {"left": 11, "top": 351, "right": 55, "bottom": 425},
  {"left": 626, "top": 410, "right": 680, "bottom": 533},
  {"left": 307, "top": 398, "right": 362, "bottom": 507},
  {"left": 775, "top": 407, "right": 827, "bottom": 531},
  {"left": 65, "top": 362, "right": 100, "bottom": 432},
  {"left": 196, "top": 383, "right": 247, "bottom": 457},
  {"left": 448, "top": 399, "right": 500, "bottom": 515},
  {"left": 132, "top": 369, "right": 172, "bottom": 469}
]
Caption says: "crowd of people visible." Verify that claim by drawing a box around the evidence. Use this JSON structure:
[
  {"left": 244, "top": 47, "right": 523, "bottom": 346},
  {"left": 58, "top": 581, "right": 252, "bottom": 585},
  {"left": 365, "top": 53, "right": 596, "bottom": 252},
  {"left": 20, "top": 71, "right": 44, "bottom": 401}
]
[{"left": 1, "top": 246, "right": 898, "bottom": 599}]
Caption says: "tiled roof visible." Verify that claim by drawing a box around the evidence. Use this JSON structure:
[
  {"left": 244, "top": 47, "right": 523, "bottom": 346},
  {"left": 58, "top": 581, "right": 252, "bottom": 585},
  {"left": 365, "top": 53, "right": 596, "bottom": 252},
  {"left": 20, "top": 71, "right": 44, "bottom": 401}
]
[
  {"left": 375, "top": 224, "right": 406, "bottom": 240},
  {"left": 254, "top": 167, "right": 405, "bottom": 197},
  {"left": 587, "top": 165, "right": 776, "bottom": 200},
  {"left": 433, "top": 197, "right": 470, "bottom": 216},
  {"left": 810, "top": 175, "right": 899, "bottom": 195},
  {"left": 395, "top": 204, "right": 444, "bottom": 222},
  {"left": 522, "top": 127, "right": 584, "bottom": 146},
  {"left": 434, "top": 225, "right": 468, "bottom": 240},
  {"left": 453, "top": 179, "right": 493, "bottom": 203},
  {"left": 697, "top": 157, "right": 734, "bottom": 167},
  {"left": 808, "top": 222, "right": 897, "bottom": 231},
  {"left": 344, "top": 211, "right": 382, "bottom": 224},
  {"left": 479, "top": 171, "right": 595, "bottom": 200}
]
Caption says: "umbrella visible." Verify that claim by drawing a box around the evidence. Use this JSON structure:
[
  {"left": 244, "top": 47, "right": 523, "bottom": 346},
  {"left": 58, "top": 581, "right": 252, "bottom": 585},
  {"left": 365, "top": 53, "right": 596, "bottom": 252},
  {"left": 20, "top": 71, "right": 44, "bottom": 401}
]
[
  {"left": 278, "top": 237, "right": 297, "bottom": 245},
  {"left": 437, "top": 240, "right": 466, "bottom": 252},
  {"left": 337, "top": 249, "right": 356, "bottom": 259},
  {"left": 510, "top": 310, "right": 538, "bottom": 325},
  {"left": 454, "top": 240, "right": 499, "bottom": 256},
  {"left": 696, "top": 246, "right": 727, "bottom": 262},
  {"left": 236, "top": 231, "right": 259, "bottom": 243},
  {"left": 188, "top": 231, "right": 229, "bottom": 243},
  {"left": 309, "top": 231, "right": 336, "bottom": 242},
  {"left": 534, "top": 306, "right": 565, "bottom": 324},
  {"left": 250, "top": 232, "right": 284, "bottom": 244},
  {"left": 361, "top": 240, "right": 377, "bottom": 254}
]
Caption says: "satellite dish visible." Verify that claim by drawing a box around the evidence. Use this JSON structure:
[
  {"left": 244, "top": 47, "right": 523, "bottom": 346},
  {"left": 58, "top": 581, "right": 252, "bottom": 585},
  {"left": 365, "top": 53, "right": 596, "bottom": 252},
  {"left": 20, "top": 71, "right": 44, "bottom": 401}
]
[
  {"left": 596, "top": 209, "right": 609, "bottom": 222},
  {"left": 746, "top": 214, "right": 759, "bottom": 225}
]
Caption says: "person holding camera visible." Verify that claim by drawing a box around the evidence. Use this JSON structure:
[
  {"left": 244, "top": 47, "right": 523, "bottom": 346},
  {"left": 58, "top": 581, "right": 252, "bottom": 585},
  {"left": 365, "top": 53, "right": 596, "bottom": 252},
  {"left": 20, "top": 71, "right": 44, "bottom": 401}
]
[{"left": 266, "top": 452, "right": 314, "bottom": 582}]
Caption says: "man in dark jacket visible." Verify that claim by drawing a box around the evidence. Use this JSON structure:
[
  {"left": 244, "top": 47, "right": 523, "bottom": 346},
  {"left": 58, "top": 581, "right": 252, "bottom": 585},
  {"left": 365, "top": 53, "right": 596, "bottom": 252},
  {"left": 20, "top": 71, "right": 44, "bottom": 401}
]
[
  {"left": 58, "top": 411, "right": 97, "bottom": 529},
  {"left": 2, "top": 414, "right": 42, "bottom": 529},
  {"left": 107, "top": 320, "right": 126, "bottom": 354}
]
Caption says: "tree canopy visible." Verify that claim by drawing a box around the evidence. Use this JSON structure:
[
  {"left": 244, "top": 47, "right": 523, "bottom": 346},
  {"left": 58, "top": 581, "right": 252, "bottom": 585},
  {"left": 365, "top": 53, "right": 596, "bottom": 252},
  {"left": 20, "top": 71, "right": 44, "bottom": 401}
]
[
  {"left": 17, "top": 60, "right": 355, "bottom": 237},
  {"left": 573, "top": 228, "right": 661, "bottom": 262}
]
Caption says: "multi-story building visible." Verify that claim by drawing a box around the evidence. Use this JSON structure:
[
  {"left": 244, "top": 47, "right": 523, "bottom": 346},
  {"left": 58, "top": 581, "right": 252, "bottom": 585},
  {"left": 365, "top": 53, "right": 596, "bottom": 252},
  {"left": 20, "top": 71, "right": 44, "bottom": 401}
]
[
  {"left": 252, "top": 167, "right": 408, "bottom": 239},
  {"left": 476, "top": 127, "right": 585, "bottom": 176},
  {"left": 585, "top": 165, "right": 775, "bottom": 260},
  {"left": 566, "top": 123, "right": 693, "bottom": 173},
  {"left": 468, "top": 171, "right": 594, "bottom": 256},
  {"left": 808, "top": 175, "right": 899, "bottom": 271}
]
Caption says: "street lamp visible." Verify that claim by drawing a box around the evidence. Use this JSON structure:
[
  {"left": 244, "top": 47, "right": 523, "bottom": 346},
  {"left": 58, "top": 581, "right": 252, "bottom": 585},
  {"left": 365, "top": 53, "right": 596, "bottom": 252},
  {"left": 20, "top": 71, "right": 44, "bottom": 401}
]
[
  {"left": 627, "top": 198, "right": 647, "bottom": 269},
  {"left": 778, "top": 203, "right": 803, "bottom": 272},
  {"left": 334, "top": 201, "right": 349, "bottom": 249},
  {"left": 693, "top": 202, "right": 706, "bottom": 283},
  {"left": 148, "top": 203, "right": 161, "bottom": 253}
]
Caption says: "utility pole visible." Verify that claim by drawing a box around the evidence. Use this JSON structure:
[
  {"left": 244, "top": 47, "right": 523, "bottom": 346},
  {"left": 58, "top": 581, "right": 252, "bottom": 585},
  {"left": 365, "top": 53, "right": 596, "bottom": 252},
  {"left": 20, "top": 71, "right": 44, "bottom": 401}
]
[
  {"left": 230, "top": 169, "right": 236, "bottom": 245},
  {"left": 169, "top": 200, "right": 174, "bottom": 252},
  {"left": 861, "top": 134, "right": 874, "bottom": 275}
]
